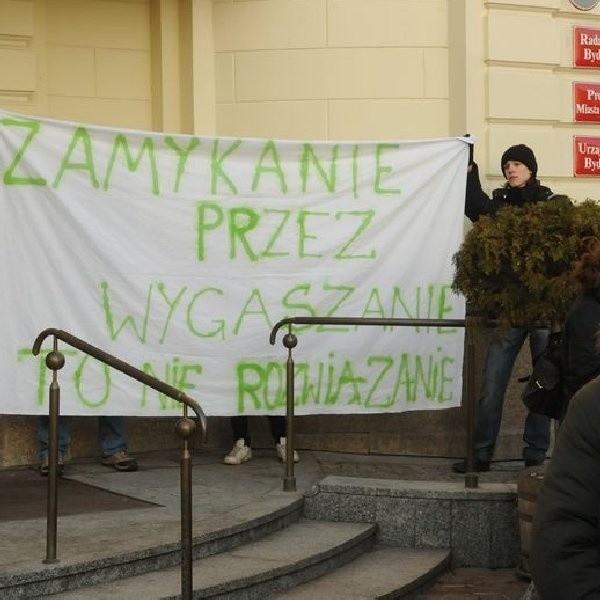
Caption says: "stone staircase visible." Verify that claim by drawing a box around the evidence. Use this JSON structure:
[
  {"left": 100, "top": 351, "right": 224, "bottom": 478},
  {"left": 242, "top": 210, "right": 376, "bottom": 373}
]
[
  {"left": 49, "top": 519, "right": 449, "bottom": 599},
  {"left": 1, "top": 451, "right": 521, "bottom": 599},
  {"left": 6, "top": 491, "right": 450, "bottom": 599}
]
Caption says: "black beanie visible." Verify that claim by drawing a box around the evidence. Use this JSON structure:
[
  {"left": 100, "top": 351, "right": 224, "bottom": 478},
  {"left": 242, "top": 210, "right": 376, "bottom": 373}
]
[{"left": 500, "top": 144, "right": 537, "bottom": 179}]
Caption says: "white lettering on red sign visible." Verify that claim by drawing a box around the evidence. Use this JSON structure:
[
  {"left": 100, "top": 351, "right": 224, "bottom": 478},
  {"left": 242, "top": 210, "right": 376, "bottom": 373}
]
[
  {"left": 574, "top": 82, "right": 600, "bottom": 121},
  {"left": 574, "top": 26, "right": 600, "bottom": 67},
  {"left": 574, "top": 136, "right": 600, "bottom": 176}
]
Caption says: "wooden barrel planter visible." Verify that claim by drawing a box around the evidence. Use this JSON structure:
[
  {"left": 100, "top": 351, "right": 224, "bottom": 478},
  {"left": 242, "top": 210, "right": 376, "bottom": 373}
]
[{"left": 516, "top": 466, "right": 546, "bottom": 580}]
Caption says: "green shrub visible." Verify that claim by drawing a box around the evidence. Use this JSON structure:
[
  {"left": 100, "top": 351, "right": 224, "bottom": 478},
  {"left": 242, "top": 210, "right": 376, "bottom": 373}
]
[{"left": 452, "top": 197, "right": 600, "bottom": 328}]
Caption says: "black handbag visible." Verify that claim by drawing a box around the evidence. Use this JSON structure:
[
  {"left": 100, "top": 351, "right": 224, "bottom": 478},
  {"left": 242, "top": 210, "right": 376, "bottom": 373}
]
[{"left": 521, "top": 333, "right": 565, "bottom": 420}]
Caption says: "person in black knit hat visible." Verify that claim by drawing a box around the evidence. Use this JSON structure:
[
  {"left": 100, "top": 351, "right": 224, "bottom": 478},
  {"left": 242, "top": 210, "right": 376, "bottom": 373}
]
[
  {"left": 453, "top": 143, "right": 556, "bottom": 474},
  {"left": 464, "top": 143, "right": 552, "bottom": 221}
]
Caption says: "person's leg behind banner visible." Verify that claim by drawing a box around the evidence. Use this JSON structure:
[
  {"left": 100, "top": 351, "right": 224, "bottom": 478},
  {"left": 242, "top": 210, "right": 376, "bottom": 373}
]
[
  {"left": 38, "top": 415, "right": 70, "bottom": 476},
  {"left": 224, "top": 416, "right": 252, "bottom": 465},
  {"left": 453, "top": 326, "right": 528, "bottom": 472},
  {"left": 99, "top": 416, "right": 138, "bottom": 472},
  {"left": 269, "top": 416, "right": 299, "bottom": 463}
]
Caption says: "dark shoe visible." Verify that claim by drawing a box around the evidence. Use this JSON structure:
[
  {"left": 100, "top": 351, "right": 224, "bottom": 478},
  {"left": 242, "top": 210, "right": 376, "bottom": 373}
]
[
  {"left": 39, "top": 456, "right": 64, "bottom": 477},
  {"left": 101, "top": 451, "right": 138, "bottom": 472},
  {"left": 452, "top": 459, "right": 490, "bottom": 473},
  {"left": 525, "top": 458, "right": 545, "bottom": 467}
]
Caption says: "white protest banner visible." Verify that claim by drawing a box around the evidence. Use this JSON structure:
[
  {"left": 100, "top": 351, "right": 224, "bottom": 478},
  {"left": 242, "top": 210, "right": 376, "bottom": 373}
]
[{"left": 0, "top": 109, "right": 468, "bottom": 416}]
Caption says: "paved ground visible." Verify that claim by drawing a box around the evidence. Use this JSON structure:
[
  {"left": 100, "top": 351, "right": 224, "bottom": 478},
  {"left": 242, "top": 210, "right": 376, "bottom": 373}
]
[{"left": 417, "top": 567, "right": 530, "bottom": 599}]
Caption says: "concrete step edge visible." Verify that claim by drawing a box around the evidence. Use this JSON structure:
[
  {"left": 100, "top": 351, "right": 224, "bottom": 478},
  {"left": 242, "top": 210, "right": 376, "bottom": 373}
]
[
  {"left": 0, "top": 497, "right": 304, "bottom": 599},
  {"left": 50, "top": 520, "right": 378, "bottom": 599},
  {"left": 269, "top": 545, "right": 452, "bottom": 599}
]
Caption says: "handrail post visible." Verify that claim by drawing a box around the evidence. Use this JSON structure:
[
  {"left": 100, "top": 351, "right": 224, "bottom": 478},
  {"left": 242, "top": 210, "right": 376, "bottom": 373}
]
[
  {"left": 283, "top": 327, "right": 297, "bottom": 492},
  {"left": 175, "top": 408, "right": 196, "bottom": 600},
  {"left": 33, "top": 327, "right": 207, "bottom": 580},
  {"left": 270, "top": 316, "right": 489, "bottom": 492},
  {"left": 464, "top": 316, "right": 479, "bottom": 488},
  {"left": 44, "top": 338, "right": 65, "bottom": 564}
]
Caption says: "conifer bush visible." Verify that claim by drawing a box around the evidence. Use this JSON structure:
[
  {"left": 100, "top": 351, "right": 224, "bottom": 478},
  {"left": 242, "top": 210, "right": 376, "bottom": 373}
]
[{"left": 452, "top": 197, "right": 600, "bottom": 328}]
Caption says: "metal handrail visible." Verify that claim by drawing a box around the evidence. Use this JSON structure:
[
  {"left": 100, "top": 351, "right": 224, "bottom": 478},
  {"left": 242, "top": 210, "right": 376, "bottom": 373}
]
[
  {"left": 269, "top": 316, "right": 468, "bottom": 345},
  {"left": 32, "top": 328, "right": 207, "bottom": 431},
  {"left": 270, "top": 315, "right": 482, "bottom": 491},
  {"left": 32, "top": 328, "right": 207, "bottom": 600}
]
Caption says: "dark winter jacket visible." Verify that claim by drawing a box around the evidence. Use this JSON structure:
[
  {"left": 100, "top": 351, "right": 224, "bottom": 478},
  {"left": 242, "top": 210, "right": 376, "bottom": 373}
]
[
  {"left": 464, "top": 162, "right": 554, "bottom": 222},
  {"left": 530, "top": 379, "right": 600, "bottom": 599},
  {"left": 564, "top": 292, "right": 600, "bottom": 399}
]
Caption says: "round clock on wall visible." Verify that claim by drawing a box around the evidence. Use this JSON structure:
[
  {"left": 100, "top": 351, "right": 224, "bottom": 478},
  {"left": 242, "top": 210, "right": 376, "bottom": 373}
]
[{"left": 570, "top": 0, "right": 600, "bottom": 10}]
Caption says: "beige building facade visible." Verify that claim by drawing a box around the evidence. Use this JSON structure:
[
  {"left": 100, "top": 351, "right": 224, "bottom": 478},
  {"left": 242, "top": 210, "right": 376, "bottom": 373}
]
[{"left": 1, "top": 0, "right": 598, "bottom": 466}]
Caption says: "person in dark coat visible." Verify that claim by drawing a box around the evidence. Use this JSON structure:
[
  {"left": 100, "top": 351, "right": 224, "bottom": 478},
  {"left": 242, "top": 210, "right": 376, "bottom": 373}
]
[
  {"left": 464, "top": 143, "right": 554, "bottom": 221},
  {"left": 530, "top": 376, "right": 600, "bottom": 598},
  {"left": 523, "top": 238, "right": 600, "bottom": 600},
  {"left": 454, "top": 144, "right": 555, "bottom": 473},
  {"left": 562, "top": 237, "right": 600, "bottom": 407}
]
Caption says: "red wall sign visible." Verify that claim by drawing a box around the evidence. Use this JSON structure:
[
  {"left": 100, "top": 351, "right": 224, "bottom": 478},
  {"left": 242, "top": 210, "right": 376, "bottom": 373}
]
[
  {"left": 574, "top": 136, "right": 600, "bottom": 176},
  {"left": 574, "top": 26, "right": 600, "bottom": 67},
  {"left": 574, "top": 82, "right": 600, "bottom": 121}
]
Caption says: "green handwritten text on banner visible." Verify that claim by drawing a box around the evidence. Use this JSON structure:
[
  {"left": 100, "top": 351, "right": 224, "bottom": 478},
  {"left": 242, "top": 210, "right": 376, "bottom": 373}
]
[{"left": 0, "top": 110, "right": 468, "bottom": 416}]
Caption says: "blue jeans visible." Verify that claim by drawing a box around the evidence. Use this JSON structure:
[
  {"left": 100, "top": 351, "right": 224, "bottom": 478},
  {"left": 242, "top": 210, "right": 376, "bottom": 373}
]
[
  {"left": 38, "top": 416, "right": 129, "bottom": 458},
  {"left": 475, "top": 327, "right": 551, "bottom": 464}
]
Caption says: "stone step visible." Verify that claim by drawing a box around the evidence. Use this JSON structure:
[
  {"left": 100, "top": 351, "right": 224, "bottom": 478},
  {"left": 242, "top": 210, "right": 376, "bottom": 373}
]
[
  {"left": 304, "top": 475, "right": 519, "bottom": 568},
  {"left": 50, "top": 519, "right": 377, "bottom": 599},
  {"left": 1, "top": 495, "right": 304, "bottom": 599},
  {"left": 270, "top": 546, "right": 451, "bottom": 599}
]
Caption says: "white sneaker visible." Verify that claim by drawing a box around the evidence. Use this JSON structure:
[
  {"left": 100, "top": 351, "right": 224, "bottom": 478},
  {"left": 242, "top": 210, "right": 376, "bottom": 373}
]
[
  {"left": 224, "top": 439, "right": 252, "bottom": 465},
  {"left": 275, "top": 437, "right": 299, "bottom": 463}
]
